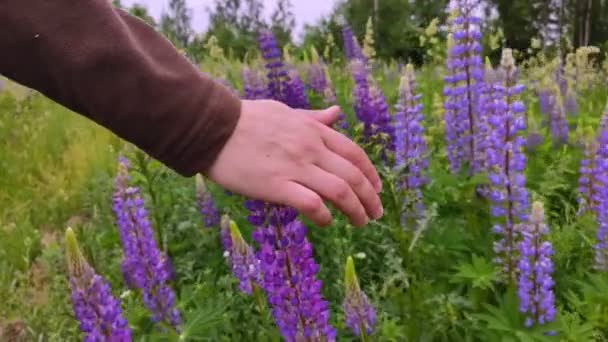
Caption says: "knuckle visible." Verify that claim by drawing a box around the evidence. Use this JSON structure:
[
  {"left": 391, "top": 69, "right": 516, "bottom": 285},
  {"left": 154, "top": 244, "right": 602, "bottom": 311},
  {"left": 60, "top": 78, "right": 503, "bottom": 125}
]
[
  {"left": 349, "top": 172, "right": 366, "bottom": 188},
  {"left": 347, "top": 144, "right": 366, "bottom": 164},
  {"left": 333, "top": 180, "right": 351, "bottom": 201},
  {"left": 298, "top": 194, "right": 322, "bottom": 214}
]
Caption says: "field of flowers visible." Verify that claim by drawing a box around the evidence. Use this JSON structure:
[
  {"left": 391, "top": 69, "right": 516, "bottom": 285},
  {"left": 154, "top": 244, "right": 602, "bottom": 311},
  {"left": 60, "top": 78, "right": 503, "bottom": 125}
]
[{"left": 2, "top": 3, "right": 608, "bottom": 342}]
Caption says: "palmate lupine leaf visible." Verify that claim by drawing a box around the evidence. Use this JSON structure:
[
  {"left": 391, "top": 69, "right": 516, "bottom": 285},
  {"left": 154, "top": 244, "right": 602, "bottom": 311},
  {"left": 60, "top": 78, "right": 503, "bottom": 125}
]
[
  {"left": 475, "top": 287, "right": 559, "bottom": 341},
  {"left": 450, "top": 254, "right": 498, "bottom": 291}
]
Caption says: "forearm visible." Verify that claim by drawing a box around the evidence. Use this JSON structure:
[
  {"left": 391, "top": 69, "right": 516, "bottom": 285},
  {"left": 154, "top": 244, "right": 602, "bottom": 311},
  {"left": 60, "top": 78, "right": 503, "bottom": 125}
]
[{"left": 0, "top": 0, "right": 241, "bottom": 176}]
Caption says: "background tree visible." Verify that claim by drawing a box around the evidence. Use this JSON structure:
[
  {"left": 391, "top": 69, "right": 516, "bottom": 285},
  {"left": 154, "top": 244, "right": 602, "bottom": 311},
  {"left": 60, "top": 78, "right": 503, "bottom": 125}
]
[
  {"left": 160, "top": 0, "right": 193, "bottom": 49},
  {"left": 128, "top": 3, "right": 156, "bottom": 28},
  {"left": 270, "top": 0, "right": 296, "bottom": 48},
  {"left": 202, "top": 0, "right": 266, "bottom": 60}
]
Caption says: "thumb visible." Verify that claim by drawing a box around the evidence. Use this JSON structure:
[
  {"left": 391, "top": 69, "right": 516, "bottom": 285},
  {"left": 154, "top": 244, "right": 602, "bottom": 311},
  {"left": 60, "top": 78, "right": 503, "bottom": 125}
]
[{"left": 297, "top": 105, "right": 341, "bottom": 126}]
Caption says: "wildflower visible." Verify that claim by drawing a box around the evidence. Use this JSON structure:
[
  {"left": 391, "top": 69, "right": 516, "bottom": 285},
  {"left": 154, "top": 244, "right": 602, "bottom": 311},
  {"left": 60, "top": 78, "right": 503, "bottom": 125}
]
[
  {"left": 342, "top": 25, "right": 365, "bottom": 61},
  {"left": 251, "top": 206, "right": 336, "bottom": 341},
  {"left": 342, "top": 256, "right": 376, "bottom": 337},
  {"left": 241, "top": 67, "right": 270, "bottom": 100},
  {"left": 444, "top": 0, "right": 484, "bottom": 174},
  {"left": 394, "top": 64, "right": 428, "bottom": 228},
  {"left": 254, "top": 29, "right": 336, "bottom": 340},
  {"left": 195, "top": 174, "right": 220, "bottom": 228},
  {"left": 305, "top": 61, "right": 328, "bottom": 96},
  {"left": 350, "top": 59, "right": 394, "bottom": 152},
  {"left": 258, "top": 29, "right": 288, "bottom": 103},
  {"left": 285, "top": 68, "right": 310, "bottom": 109},
  {"left": 576, "top": 109, "right": 608, "bottom": 270},
  {"left": 65, "top": 227, "right": 131, "bottom": 342},
  {"left": 112, "top": 156, "right": 181, "bottom": 330},
  {"left": 443, "top": 33, "right": 467, "bottom": 172},
  {"left": 487, "top": 49, "right": 529, "bottom": 281},
  {"left": 220, "top": 216, "right": 262, "bottom": 295},
  {"left": 517, "top": 202, "right": 556, "bottom": 327},
  {"left": 305, "top": 56, "right": 348, "bottom": 131}
]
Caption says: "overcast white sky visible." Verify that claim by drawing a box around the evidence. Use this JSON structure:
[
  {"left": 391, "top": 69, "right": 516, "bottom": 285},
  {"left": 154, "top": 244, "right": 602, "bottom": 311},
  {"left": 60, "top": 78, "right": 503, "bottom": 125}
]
[{"left": 120, "top": 0, "right": 338, "bottom": 40}]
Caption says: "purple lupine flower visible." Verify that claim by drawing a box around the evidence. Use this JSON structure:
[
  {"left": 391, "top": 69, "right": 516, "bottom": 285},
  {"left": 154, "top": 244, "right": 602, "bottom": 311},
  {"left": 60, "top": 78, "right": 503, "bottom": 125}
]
[
  {"left": 557, "top": 68, "right": 578, "bottom": 117},
  {"left": 307, "top": 61, "right": 348, "bottom": 131},
  {"left": 220, "top": 216, "right": 262, "bottom": 295},
  {"left": 349, "top": 59, "right": 395, "bottom": 152},
  {"left": 394, "top": 64, "right": 428, "bottom": 228},
  {"left": 251, "top": 207, "right": 336, "bottom": 342},
  {"left": 112, "top": 156, "right": 181, "bottom": 330},
  {"left": 582, "top": 110, "right": 608, "bottom": 270},
  {"left": 517, "top": 202, "right": 556, "bottom": 327},
  {"left": 65, "top": 227, "right": 131, "bottom": 342},
  {"left": 548, "top": 89, "right": 569, "bottom": 144},
  {"left": 306, "top": 62, "right": 328, "bottom": 95},
  {"left": 525, "top": 132, "right": 544, "bottom": 151},
  {"left": 242, "top": 67, "right": 270, "bottom": 100},
  {"left": 343, "top": 256, "right": 376, "bottom": 338},
  {"left": 539, "top": 79, "right": 569, "bottom": 145},
  {"left": 254, "top": 28, "right": 336, "bottom": 340},
  {"left": 487, "top": 49, "right": 529, "bottom": 281},
  {"left": 443, "top": 34, "right": 467, "bottom": 173},
  {"left": 350, "top": 59, "right": 375, "bottom": 137},
  {"left": 578, "top": 139, "right": 601, "bottom": 214},
  {"left": 538, "top": 89, "right": 552, "bottom": 117},
  {"left": 593, "top": 133, "right": 608, "bottom": 271},
  {"left": 595, "top": 112, "right": 608, "bottom": 271},
  {"left": 258, "top": 29, "right": 289, "bottom": 103},
  {"left": 444, "top": 1, "right": 485, "bottom": 174},
  {"left": 370, "top": 85, "right": 396, "bottom": 151},
  {"left": 196, "top": 174, "right": 220, "bottom": 228},
  {"left": 342, "top": 25, "right": 365, "bottom": 61},
  {"left": 285, "top": 68, "right": 311, "bottom": 109}
]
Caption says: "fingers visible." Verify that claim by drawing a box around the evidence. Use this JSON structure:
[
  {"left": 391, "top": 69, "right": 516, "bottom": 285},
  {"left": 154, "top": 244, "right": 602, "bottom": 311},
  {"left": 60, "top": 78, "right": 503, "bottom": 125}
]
[
  {"left": 297, "top": 106, "right": 341, "bottom": 126},
  {"left": 320, "top": 127, "right": 383, "bottom": 192},
  {"left": 297, "top": 166, "right": 369, "bottom": 227},
  {"left": 316, "top": 150, "right": 383, "bottom": 221},
  {"left": 277, "top": 181, "right": 333, "bottom": 227}
]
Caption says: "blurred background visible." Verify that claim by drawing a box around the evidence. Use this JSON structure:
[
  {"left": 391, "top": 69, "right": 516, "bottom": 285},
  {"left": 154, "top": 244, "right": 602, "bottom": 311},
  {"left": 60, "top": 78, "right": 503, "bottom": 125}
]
[{"left": 112, "top": 0, "right": 608, "bottom": 64}]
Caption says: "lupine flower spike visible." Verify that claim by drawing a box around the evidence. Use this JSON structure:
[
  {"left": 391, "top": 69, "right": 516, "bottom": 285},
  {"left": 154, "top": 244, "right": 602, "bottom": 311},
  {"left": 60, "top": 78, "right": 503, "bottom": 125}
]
[
  {"left": 250, "top": 206, "right": 336, "bottom": 341},
  {"left": 349, "top": 59, "right": 395, "bottom": 154},
  {"left": 195, "top": 174, "right": 220, "bottom": 228},
  {"left": 443, "top": 33, "right": 466, "bottom": 173},
  {"left": 112, "top": 156, "right": 181, "bottom": 330},
  {"left": 220, "top": 216, "right": 262, "bottom": 295},
  {"left": 394, "top": 64, "right": 428, "bottom": 228},
  {"left": 517, "top": 202, "right": 556, "bottom": 328},
  {"left": 65, "top": 227, "right": 131, "bottom": 342},
  {"left": 444, "top": 0, "right": 484, "bottom": 174},
  {"left": 254, "top": 29, "right": 336, "bottom": 341},
  {"left": 241, "top": 67, "right": 270, "bottom": 100},
  {"left": 579, "top": 107, "right": 608, "bottom": 271},
  {"left": 342, "top": 256, "right": 376, "bottom": 339},
  {"left": 487, "top": 49, "right": 529, "bottom": 282},
  {"left": 342, "top": 25, "right": 365, "bottom": 62}
]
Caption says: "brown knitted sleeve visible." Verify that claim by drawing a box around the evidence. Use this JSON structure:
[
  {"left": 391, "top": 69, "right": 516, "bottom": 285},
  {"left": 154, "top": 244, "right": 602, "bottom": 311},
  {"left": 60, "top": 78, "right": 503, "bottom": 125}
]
[{"left": 0, "top": 0, "right": 241, "bottom": 176}]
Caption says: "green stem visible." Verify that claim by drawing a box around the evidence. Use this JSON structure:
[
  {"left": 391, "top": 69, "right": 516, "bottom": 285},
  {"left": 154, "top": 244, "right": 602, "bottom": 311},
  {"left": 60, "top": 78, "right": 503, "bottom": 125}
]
[
  {"left": 359, "top": 325, "right": 369, "bottom": 342},
  {"left": 137, "top": 154, "right": 165, "bottom": 252}
]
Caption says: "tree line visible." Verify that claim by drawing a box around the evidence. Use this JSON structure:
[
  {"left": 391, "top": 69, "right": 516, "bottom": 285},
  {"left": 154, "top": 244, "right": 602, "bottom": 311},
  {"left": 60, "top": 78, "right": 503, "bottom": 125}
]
[{"left": 112, "top": 0, "right": 608, "bottom": 63}]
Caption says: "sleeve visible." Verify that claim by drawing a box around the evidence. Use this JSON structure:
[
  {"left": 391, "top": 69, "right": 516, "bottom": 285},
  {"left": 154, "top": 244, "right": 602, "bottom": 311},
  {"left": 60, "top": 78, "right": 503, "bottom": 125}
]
[{"left": 0, "top": 0, "right": 242, "bottom": 177}]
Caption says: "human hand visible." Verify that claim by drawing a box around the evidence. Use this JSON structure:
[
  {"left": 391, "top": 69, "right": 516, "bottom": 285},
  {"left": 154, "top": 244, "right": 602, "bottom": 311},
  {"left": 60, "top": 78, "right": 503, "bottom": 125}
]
[{"left": 206, "top": 99, "right": 383, "bottom": 227}]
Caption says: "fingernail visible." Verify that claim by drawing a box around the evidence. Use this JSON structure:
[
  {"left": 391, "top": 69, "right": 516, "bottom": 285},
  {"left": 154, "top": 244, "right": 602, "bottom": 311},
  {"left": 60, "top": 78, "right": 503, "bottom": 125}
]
[
  {"left": 373, "top": 205, "right": 383, "bottom": 220},
  {"left": 358, "top": 216, "right": 369, "bottom": 227}
]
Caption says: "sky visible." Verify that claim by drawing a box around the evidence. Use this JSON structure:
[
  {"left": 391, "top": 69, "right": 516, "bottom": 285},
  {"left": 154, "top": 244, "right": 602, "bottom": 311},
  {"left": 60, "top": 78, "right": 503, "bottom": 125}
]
[{"left": 121, "top": 0, "right": 338, "bottom": 40}]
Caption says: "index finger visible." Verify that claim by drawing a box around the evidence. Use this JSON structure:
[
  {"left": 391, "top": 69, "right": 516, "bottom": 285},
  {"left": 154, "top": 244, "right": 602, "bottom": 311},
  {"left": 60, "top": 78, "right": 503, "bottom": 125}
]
[{"left": 319, "top": 125, "right": 382, "bottom": 193}]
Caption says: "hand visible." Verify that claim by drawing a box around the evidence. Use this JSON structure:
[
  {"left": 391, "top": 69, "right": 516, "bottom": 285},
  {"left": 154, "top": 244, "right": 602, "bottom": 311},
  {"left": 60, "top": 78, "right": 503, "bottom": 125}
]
[{"left": 206, "top": 99, "right": 383, "bottom": 227}]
